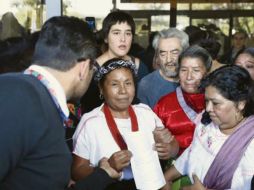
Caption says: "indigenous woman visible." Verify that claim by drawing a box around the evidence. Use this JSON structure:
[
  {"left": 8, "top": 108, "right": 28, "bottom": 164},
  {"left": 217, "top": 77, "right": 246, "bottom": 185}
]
[
  {"left": 71, "top": 58, "right": 178, "bottom": 190},
  {"left": 163, "top": 65, "right": 254, "bottom": 190},
  {"left": 154, "top": 45, "right": 212, "bottom": 155}
]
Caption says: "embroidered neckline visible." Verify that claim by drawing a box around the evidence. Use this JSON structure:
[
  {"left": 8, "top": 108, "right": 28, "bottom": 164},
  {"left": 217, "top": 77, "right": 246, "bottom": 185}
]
[{"left": 24, "top": 69, "right": 69, "bottom": 127}]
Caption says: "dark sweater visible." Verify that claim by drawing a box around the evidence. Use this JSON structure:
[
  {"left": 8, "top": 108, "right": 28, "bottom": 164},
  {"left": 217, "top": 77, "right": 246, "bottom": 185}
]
[
  {"left": 0, "top": 73, "right": 72, "bottom": 190},
  {"left": 0, "top": 73, "right": 116, "bottom": 190}
]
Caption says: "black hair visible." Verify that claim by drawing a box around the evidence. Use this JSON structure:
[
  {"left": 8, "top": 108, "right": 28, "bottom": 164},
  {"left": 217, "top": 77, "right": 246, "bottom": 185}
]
[
  {"left": 198, "top": 38, "right": 221, "bottom": 60},
  {"left": 235, "top": 47, "right": 254, "bottom": 61},
  {"left": 201, "top": 65, "right": 254, "bottom": 117},
  {"left": 0, "top": 35, "right": 38, "bottom": 73},
  {"left": 32, "top": 16, "right": 97, "bottom": 71},
  {"left": 102, "top": 10, "right": 135, "bottom": 40}
]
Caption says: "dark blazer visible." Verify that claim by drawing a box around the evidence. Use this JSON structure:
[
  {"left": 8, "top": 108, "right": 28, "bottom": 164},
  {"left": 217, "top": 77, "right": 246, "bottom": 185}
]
[
  {"left": 0, "top": 73, "right": 72, "bottom": 190},
  {"left": 0, "top": 73, "right": 114, "bottom": 190}
]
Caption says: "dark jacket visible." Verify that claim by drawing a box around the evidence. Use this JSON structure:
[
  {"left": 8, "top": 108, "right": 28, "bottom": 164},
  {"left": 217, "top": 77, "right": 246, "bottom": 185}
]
[{"left": 0, "top": 73, "right": 114, "bottom": 190}]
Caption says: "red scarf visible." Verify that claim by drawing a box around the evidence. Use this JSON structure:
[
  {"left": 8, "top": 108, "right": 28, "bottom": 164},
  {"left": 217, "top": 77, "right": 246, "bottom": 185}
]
[
  {"left": 103, "top": 104, "right": 138, "bottom": 150},
  {"left": 183, "top": 91, "right": 204, "bottom": 113}
]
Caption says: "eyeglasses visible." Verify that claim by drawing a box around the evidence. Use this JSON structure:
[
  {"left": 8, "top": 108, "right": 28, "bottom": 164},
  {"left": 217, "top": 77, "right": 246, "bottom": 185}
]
[{"left": 77, "top": 58, "right": 100, "bottom": 72}]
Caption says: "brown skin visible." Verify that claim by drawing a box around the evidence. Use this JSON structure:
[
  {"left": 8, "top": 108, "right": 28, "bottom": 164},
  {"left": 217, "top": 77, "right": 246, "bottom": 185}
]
[
  {"left": 162, "top": 85, "right": 246, "bottom": 190},
  {"left": 161, "top": 165, "right": 182, "bottom": 190},
  {"left": 71, "top": 155, "right": 94, "bottom": 181},
  {"left": 179, "top": 57, "right": 208, "bottom": 94},
  {"left": 108, "top": 150, "right": 132, "bottom": 172},
  {"left": 153, "top": 127, "right": 179, "bottom": 159},
  {"left": 71, "top": 156, "right": 122, "bottom": 182},
  {"left": 100, "top": 68, "right": 178, "bottom": 160},
  {"left": 99, "top": 157, "right": 122, "bottom": 178},
  {"left": 72, "top": 68, "right": 178, "bottom": 181}
]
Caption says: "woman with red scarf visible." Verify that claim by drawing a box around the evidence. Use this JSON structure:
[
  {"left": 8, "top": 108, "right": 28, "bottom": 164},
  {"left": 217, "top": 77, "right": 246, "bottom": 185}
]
[
  {"left": 154, "top": 45, "right": 212, "bottom": 155},
  {"left": 163, "top": 65, "right": 254, "bottom": 190},
  {"left": 71, "top": 58, "right": 178, "bottom": 190}
]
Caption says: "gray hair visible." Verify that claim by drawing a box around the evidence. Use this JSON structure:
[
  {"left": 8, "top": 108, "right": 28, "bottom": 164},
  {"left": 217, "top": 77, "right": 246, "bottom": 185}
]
[
  {"left": 178, "top": 45, "right": 212, "bottom": 73},
  {"left": 152, "top": 28, "right": 189, "bottom": 51}
]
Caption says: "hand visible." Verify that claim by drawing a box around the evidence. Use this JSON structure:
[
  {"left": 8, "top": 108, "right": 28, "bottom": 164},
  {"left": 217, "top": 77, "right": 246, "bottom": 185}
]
[
  {"left": 99, "top": 157, "right": 121, "bottom": 179},
  {"left": 153, "top": 127, "right": 175, "bottom": 159},
  {"left": 181, "top": 174, "right": 206, "bottom": 190},
  {"left": 160, "top": 181, "right": 173, "bottom": 190},
  {"left": 155, "top": 140, "right": 174, "bottom": 160},
  {"left": 153, "top": 127, "right": 173, "bottom": 143},
  {"left": 108, "top": 150, "right": 132, "bottom": 172}
]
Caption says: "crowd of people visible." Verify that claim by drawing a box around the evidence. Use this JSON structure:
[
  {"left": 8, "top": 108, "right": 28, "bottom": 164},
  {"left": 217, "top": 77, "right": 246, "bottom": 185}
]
[{"left": 1, "top": 9, "right": 254, "bottom": 190}]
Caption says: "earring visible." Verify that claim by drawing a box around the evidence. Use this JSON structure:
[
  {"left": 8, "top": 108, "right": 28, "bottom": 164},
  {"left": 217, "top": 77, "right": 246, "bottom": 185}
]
[{"left": 99, "top": 93, "right": 104, "bottom": 100}]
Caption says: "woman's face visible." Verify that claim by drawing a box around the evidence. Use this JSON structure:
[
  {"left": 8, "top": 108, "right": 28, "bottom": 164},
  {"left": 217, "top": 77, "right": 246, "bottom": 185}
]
[
  {"left": 179, "top": 57, "right": 207, "bottom": 93},
  {"left": 205, "top": 86, "right": 245, "bottom": 134},
  {"left": 232, "top": 33, "right": 246, "bottom": 50},
  {"left": 101, "top": 68, "right": 135, "bottom": 113},
  {"left": 106, "top": 22, "right": 133, "bottom": 57},
  {"left": 235, "top": 53, "right": 254, "bottom": 80}
]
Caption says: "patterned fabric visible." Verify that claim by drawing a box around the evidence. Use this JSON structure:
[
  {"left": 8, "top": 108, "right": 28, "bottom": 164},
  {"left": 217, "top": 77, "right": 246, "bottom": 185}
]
[
  {"left": 94, "top": 59, "right": 137, "bottom": 82},
  {"left": 66, "top": 103, "right": 82, "bottom": 128},
  {"left": 174, "top": 117, "right": 254, "bottom": 190},
  {"left": 24, "top": 69, "right": 69, "bottom": 127},
  {"left": 204, "top": 115, "right": 254, "bottom": 189}
]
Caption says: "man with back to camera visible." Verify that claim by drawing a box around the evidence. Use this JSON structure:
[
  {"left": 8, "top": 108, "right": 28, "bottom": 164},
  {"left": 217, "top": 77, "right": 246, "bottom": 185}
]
[
  {"left": 137, "top": 28, "right": 189, "bottom": 108},
  {"left": 0, "top": 16, "right": 120, "bottom": 190}
]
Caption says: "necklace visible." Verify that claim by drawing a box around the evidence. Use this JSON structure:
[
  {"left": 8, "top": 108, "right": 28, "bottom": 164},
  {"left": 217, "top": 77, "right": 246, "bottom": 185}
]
[{"left": 103, "top": 104, "right": 138, "bottom": 150}]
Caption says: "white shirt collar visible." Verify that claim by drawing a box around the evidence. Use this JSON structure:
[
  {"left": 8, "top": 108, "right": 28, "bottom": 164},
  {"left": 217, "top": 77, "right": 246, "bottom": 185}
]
[{"left": 28, "top": 65, "right": 69, "bottom": 117}]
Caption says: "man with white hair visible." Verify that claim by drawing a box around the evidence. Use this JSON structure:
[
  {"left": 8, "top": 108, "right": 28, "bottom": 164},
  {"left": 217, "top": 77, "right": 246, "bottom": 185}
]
[{"left": 137, "top": 28, "right": 189, "bottom": 108}]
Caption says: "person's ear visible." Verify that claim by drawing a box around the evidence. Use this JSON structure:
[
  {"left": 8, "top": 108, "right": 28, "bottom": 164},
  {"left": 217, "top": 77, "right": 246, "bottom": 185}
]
[
  {"left": 78, "top": 59, "right": 90, "bottom": 81},
  {"left": 237, "top": 100, "right": 246, "bottom": 112}
]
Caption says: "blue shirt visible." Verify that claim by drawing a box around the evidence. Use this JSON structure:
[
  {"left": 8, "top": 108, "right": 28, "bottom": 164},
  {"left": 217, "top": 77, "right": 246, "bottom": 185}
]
[{"left": 137, "top": 70, "right": 179, "bottom": 108}]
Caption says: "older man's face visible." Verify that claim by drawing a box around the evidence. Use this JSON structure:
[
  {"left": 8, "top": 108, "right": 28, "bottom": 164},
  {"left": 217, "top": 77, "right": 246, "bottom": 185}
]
[{"left": 157, "top": 37, "right": 182, "bottom": 79}]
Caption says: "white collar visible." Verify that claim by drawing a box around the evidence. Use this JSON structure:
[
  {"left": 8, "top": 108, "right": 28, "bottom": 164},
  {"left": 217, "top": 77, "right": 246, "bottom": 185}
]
[{"left": 28, "top": 65, "right": 69, "bottom": 117}]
